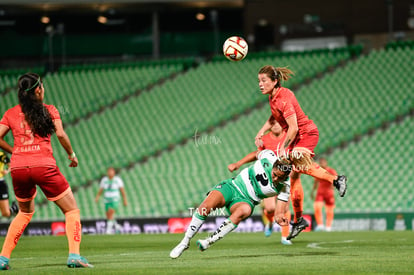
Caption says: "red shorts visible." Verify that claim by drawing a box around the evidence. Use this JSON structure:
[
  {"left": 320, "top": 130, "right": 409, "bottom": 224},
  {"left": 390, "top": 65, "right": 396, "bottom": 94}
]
[
  {"left": 315, "top": 190, "right": 335, "bottom": 206},
  {"left": 289, "top": 128, "right": 319, "bottom": 155},
  {"left": 11, "top": 166, "right": 71, "bottom": 202}
]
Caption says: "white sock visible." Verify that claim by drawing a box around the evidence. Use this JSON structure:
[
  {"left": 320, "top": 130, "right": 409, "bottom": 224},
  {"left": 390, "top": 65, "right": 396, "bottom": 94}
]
[
  {"left": 106, "top": 220, "right": 114, "bottom": 233},
  {"left": 183, "top": 213, "right": 206, "bottom": 243},
  {"left": 206, "top": 218, "right": 237, "bottom": 245}
]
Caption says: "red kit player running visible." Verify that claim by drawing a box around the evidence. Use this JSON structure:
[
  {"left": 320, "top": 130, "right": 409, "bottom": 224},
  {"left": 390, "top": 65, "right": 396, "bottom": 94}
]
[
  {"left": 255, "top": 65, "right": 347, "bottom": 240},
  {"left": 0, "top": 73, "right": 92, "bottom": 269}
]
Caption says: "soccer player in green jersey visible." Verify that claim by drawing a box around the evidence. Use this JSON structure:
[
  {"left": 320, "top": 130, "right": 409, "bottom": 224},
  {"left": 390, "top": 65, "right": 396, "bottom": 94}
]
[
  {"left": 95, "top": 167, "right": 128, "bottom": 234},
  {"left": 170, "top": 150, "right": 292, "bottom": 259}
]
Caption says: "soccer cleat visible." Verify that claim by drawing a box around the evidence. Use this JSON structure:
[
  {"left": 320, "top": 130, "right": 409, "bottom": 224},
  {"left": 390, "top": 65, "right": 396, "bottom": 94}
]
[
  {"left": 9, "top": 201, "right": 19, "bottom": 217},
  {"left": 196, "top": 239, "right": 210, "bottom": 252},
  {"left": 67, "top": 254, "right": 94, "bottom": 268},
  {"left": 264, "top": 223, "right": 273, "bottom": 237},
  {"left": 333, "top": 175, "right": 347, "bottom": 197},
  {"left": 170, "top": 241, "right": 189, "bottom": 259},
  {"left": 0, "top": 256, "right": 10, "bottom": 270},
  {"left": 287, "top": 217, "right": 309, "bottom": 240},
  {"left": 281, "top": 238, "right": 292, "bottom": 245}
]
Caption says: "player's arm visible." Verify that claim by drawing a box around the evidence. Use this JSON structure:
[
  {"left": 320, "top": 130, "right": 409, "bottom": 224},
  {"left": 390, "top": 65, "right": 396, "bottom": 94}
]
[
  {"left": 279, "top": 114, "right": 298, "bottom": 156},
  {"left": 255, "top": 115, "right": 273, "bottom": 147},
  {"left": 228, "top": 151, "right": 257, "bottom": 172},
  {"left": 274, "top": 179, "right": 291, "bottom": 226},
  {"left": 53, "top": 119, "right": 78, "bottom": 167},
  {"left": 95, "top": 187, "right": 104, "bottom": 202},
  {"left": 0, "top": 125, "right": 12, "bottom": 154},
  {"left": 274, "top": 199, "right": 289, "bottom": 226},
  {"left": 120, "top": 187, "right": 128, "bottom": 206}
]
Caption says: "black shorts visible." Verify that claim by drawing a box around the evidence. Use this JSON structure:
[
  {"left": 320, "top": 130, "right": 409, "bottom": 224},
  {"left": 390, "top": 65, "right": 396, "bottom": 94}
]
[{"left": 0, "top": 180, "right": 9, "bottom": 200}]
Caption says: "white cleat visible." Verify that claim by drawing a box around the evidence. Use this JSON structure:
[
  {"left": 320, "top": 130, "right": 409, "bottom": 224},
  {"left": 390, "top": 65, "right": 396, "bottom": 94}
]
[
  {"left": 170, "top": 241, "right": 189, "bottom": 259},
  {"left": 196, "top": 239, "right": 210, "bottom": 251},
  {"left": 281, "top": 238, "right": 292, "bottom": 245}
]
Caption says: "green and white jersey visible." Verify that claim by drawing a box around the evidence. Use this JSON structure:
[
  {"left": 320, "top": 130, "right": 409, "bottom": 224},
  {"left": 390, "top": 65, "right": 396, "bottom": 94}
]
[
  {"left": 99, "top": 176, "right": 124, "bottom": 203},
  {"left": 232, "top": 150, "right": 290, "bottom": 203}
]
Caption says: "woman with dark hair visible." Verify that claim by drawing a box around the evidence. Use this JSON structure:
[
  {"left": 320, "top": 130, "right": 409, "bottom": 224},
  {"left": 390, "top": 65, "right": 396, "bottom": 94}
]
[{"left": 0, "top": 73, "right": 92, "bottom": 269}]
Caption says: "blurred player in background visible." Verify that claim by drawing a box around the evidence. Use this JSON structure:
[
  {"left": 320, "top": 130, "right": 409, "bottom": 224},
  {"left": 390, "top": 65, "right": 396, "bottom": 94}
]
[
  {"left": 95, "top": 167, "right": 128, "bottom": 234},
  {"left": 0, "top": 73, "right": 92, "bottom": 269},
  {"left": 311, "top": 158, "right": 337, "bottom": 232},
  {"left": 0, "top": 151, "right": 18, "bottom": 218},
  {"left": 255, "top": 65, "right": 347, "bottom": 240},
  {"left": 170, "top": 150, "right": 292, "bottom": 259},
  {"left": 228, "top": 119, "right": 302, "bottom": 245}
]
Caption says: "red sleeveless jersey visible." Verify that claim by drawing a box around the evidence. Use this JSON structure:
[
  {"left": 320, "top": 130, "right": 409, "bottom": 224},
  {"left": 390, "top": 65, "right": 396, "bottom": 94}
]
[{"left": 0, "top": 104, "right": 60, "bottom": 169}]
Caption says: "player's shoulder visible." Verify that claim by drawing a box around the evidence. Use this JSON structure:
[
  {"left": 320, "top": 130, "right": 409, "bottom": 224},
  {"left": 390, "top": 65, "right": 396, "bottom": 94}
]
[
  {"left": 3, "top": 105, "right": 20, "bottom": 115},
  {"left": 101, "top": 176, "right": 109, "bottom": 182},
  {"left": 44, "top": 104, "right": 59, "bottom": 115}
]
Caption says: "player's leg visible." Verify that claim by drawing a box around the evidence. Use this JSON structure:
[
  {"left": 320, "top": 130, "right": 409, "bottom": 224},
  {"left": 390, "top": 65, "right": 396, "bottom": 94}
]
[
  {"left": 290, "top": 130, "right": 347, "bottom": 197},
  {"left": 281, "top": 200, "right": 292, "bottom": 245},
  {"left": 313, "top": 201, "right": 324, "bottom": 231},
  {"left": 263, "top": 197, "right": 276, "bottom": 237},
  {"left": 36, "top": 166, "right": 92, "bottom": 268},
  {"left": 197, "top": 201, "right": 252, "bottom": 251},
  {"left": 105, "top": 206, "right": 116, "bottom": 234},
  {"left": 0, "top": 200, "right": 34, "bottom": 270},
  {"left": 0, "top": 168, "right": 36, "bottom": 270},
  {"left": 54, "top": 191, "right": 93, "bottom": 268},
  {"left": 0, "top": 181, "right": 12, "bottom": 217},
  {"left": 170, "top": 188, "right": 227, "bottom": 259},
  {"left": 290, "top": 171, "right": 303, "bottom": 223},
  {"left": 0, "top": 200, "right": 11, "bottom": 218},
  {"left": 325, "top": 194, "right": 335, "bottom": 232}
]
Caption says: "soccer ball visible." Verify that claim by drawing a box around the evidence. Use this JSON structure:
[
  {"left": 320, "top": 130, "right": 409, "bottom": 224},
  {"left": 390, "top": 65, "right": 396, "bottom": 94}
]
[{"left": 223, "top": 36, "right": 248, "bottom": 61}]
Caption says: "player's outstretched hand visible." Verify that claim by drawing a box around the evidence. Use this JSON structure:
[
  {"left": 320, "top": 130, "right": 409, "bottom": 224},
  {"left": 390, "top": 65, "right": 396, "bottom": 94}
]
[
  {"left": 227, "top": 163, "right": 239, "bottom": 172},
  {"left": 69, "top": 156, "right": 78, "bottom": 167},
  {"left": 254, "top": 136, "right": 263, "bottom": 148}
]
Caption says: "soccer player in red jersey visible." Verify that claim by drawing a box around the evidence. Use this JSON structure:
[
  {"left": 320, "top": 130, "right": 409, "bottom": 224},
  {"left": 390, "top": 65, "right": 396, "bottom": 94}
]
[
  {"left": 228, "top": 119, "right": 303, "bottom": 245},
  {"left": 0, "top": 73, "right": 92, "bottom": 269},
  {"left": 255, "top": 65, "right": 347, "bottom": 240},
  {"left": 311, "top": 158, "right": 337, "bottom": 232}
]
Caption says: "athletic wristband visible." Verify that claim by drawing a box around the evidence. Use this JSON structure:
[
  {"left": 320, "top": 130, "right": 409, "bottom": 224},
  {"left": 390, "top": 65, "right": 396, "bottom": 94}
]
[{"left": 69, "top": 152, "right": 76, "bottom": 158}]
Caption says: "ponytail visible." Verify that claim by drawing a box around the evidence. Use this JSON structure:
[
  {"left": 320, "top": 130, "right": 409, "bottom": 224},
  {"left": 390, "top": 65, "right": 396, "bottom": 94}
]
[
  {"left": 17, "top": 73, "right": 55, "bottom": 137},
  {"left": 258, "top": 65, "right": 294, "bottom": 88}
]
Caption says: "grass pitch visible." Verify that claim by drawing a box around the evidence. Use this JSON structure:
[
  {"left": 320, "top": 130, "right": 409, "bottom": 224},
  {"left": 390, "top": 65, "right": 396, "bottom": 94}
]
[{"left": 2, "top": 231, "right": 413, "bottom": 274}]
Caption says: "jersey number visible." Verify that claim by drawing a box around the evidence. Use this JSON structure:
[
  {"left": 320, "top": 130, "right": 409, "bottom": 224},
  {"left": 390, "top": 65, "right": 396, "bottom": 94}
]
[
  {"left": 255, "top": 173, "right": 269, "bottom": 187},
  {"left": 20, "top": 120, "right": 34, "bottom": 145}
]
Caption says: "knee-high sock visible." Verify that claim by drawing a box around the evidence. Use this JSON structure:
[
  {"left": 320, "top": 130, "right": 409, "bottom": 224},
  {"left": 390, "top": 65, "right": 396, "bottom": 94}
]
[
  {"left": 290, "top": 177, "right": 304, "bottom": 223},
  {"left": 314, "top": 201, "right": 324, "bottom": 226},
  {"left": 281, "top": 210, "right": 291, "bottom": 238},
  {"left": 263, "top": 209, "right": 275, "bottom": 224},
  {"left": 65, "top": 209, "right": 81, "bottom": 255},
  {"left": 206, "top": 218, "right": 237, "bottom": 245},
  {"left": 325, "top": 205, "right": 335, "bottom": 228},
  {"left": 302, "top": 163, "right": 336, "bottom": 183},
  {"left": 1, "top": 211, "right": 34, "bottom": 259},
  {"left": 183, "top": 213, "right": 206, "bottom": 243}
]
